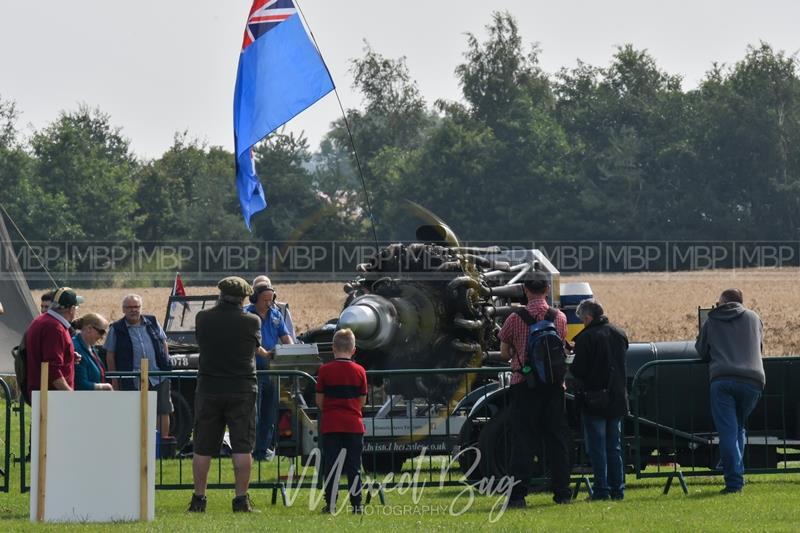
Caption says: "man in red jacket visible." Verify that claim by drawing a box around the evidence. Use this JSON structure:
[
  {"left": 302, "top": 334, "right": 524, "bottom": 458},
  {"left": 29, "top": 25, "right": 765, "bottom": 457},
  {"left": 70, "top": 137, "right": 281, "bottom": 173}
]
[{"left": 26, "top": 287, "right": 83, "bottom": 400}]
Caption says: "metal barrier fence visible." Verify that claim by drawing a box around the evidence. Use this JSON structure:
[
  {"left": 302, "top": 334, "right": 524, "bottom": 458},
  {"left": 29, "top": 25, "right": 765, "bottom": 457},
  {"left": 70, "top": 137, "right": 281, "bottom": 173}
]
[
  {"left": 357, "top": 366, "right": 592, "bottom": 495},
  {"left": 11, "top": 366, "right": 594, "bottom": 501},
  {"left": 630, "top": 357, "right": 800, "bottom": 493},
  {"left": 361, "top": 366, "right": 513, "bottom": 488},
  {"left": 16, "top": 369, "right": 320, "bottom": 501},
  {"left": 0, "top": 377, "right": 11, "bottom": 493},
  {"left": 7, "top": 359, "right": 800, "bottom": 499}
]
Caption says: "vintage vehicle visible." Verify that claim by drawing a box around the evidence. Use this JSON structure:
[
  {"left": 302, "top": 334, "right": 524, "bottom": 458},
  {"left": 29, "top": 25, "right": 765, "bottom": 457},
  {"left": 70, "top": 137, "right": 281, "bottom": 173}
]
[{"left": 161, "top": 221, "right": 800, "bottom": 477}]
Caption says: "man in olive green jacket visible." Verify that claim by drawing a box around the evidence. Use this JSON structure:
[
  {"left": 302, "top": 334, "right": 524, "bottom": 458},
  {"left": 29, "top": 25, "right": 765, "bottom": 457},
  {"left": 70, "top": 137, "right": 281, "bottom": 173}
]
[{"left": 188, "top": 276, "right": 261, "bottom": 514}]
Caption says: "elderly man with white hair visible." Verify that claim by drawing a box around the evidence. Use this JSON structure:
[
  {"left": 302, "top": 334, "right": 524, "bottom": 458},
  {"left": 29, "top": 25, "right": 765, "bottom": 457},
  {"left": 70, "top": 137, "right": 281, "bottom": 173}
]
[
  {"left": 106, "top": 293, "right": 174, "bottom": 444},
  {"left": 251, "top": 275, "right": 295, "bottom": 341}
]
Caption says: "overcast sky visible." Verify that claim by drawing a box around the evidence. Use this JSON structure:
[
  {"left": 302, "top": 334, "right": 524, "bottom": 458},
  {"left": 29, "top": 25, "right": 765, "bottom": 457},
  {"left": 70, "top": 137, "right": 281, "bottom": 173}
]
[{"left": 2, "top": 1, "right": 799, "bottom": 159}]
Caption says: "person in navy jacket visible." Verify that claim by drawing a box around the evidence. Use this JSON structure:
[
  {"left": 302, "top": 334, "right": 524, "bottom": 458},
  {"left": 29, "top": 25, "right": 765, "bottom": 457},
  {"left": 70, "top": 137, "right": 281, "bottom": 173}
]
[{"left": 72, "top": 313, "right": 113, "bottom": 391}]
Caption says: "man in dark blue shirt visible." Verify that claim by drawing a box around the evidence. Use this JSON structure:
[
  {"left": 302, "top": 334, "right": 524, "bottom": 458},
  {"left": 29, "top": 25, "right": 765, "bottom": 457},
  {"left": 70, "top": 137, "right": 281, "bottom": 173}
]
[{"left": 244, "top": 278, "right": 293, "bottom": 461}]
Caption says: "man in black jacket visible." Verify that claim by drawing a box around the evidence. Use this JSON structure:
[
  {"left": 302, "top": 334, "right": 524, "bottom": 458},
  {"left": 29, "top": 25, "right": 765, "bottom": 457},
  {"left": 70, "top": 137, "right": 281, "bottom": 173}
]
[{"left": 571, "top": 299, "right": 629, "bottom": 501}]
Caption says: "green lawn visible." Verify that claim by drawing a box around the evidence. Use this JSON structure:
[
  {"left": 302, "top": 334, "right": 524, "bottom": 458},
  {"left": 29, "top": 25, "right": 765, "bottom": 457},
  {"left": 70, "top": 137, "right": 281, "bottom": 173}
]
[
  {"left": 1, "top": 475, "right": 799, "bottom": 532},
  {"left": 2, "top": 399, "right": 800, "bottom": 532}
]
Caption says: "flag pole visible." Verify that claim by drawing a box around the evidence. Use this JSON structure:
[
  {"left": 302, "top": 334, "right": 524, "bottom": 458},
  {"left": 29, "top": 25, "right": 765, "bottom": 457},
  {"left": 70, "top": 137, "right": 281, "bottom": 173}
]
[{"left": 294, "top": 0, "right": 380, "bottom": 248}]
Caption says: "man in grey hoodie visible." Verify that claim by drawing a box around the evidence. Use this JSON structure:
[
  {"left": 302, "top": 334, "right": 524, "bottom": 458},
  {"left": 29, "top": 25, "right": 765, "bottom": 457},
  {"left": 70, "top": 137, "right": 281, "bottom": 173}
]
[{"left": 695, "top": 288, "right": 765, "bottom": 494}]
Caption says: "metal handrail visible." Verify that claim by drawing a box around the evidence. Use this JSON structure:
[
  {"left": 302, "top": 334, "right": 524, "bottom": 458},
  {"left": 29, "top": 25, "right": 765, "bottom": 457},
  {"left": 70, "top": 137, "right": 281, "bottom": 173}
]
[{"left": 629, "top": 357, "right": 705, "bottom": 396}]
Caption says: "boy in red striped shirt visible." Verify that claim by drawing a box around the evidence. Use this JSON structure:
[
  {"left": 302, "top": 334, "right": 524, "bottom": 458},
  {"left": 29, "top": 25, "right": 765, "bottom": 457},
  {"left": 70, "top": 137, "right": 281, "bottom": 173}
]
[{"left": 315, "top": 328, "right": 367, "bottom": 514}]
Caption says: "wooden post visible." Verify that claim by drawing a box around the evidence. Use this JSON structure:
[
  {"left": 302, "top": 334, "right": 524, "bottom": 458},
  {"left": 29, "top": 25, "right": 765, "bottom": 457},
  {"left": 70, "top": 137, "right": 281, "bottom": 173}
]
[
  {"left": 36, "top": 362, "right": 49, "bottom": 522},
  {"left": 139, "top": 359, "right": 149, "bottom": 521}
]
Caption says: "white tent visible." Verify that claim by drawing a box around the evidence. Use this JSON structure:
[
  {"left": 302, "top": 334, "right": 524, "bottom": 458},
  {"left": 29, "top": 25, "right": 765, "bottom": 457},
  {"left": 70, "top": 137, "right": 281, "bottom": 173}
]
[{"left": 0, "top": 212, "right": 37, "bottom": 373}]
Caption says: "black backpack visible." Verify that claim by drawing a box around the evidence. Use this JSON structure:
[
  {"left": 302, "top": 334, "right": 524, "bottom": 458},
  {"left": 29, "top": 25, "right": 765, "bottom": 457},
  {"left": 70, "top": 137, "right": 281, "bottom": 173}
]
[
  {"left": 12, "top": 329, "right": 30, "bottom": 404},
  {"left": 515, "top": 307, "right": 568, "bottom": 386}
]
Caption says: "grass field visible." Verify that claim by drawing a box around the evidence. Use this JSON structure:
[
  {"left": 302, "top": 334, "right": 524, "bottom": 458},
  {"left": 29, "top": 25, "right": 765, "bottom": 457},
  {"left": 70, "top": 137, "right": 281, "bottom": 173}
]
[
  {"left": 0, "top": 463, "right": 799, "bottom": 531},
  {"left": 41, "top": 268, "right": 800, "bottom": 355},
  {"left": 9, "top": 270, "right": 799, "bottom": 529},
  {"left": 0, "top": 405, "right": 798, "bottom": 533},
  {"left": 1, "top": 396, "right": 800, "bottom": 532}
]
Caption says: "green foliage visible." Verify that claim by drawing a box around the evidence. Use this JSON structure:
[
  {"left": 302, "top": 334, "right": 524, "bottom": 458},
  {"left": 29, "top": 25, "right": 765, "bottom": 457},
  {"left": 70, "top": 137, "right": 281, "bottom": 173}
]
[
  {"left": 691, "top": 44, "right": 800, "bottom": 238},
  {"left": 137, "top": 134, "right": 250, "bottom": 242},
  {"left": 5, "top": 14, "right": 800, "bottom": 246},
  {"left": 30, "top": 106, "right": 141, "bottom": 240},
  {"left": 251, "top": 131, "right": 359, "bottom": 241},
  {"left": 320, "top": 43, "right": 438, "bottom": 239},
  {"left": 457, "top": 12, "right": 554, "bottom": 127},
  {"left": 0, "top": 97, "right": 67, "bottom": 242}
]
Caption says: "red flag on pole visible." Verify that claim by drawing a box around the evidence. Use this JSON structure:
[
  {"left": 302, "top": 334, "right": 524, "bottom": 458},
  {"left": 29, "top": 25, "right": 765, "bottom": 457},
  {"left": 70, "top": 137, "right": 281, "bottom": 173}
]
[
  {"left": 169, "top": 273, "right": 190, "bottom": 329},
  {"left": 172, "top": 273, "right": 187, "bottom": 297}
]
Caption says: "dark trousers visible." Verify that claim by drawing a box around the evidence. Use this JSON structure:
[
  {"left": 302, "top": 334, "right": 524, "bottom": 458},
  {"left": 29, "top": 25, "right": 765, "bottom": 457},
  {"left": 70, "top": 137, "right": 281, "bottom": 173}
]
[
  {"left": 322, "top": 432, "right": 363, "bottom": 509},
  {"left": 509, "top": 383, "right": 572, "bottom": 501},
  {"left": 254, "top": 376, "right": 277, "bottom": 454}
]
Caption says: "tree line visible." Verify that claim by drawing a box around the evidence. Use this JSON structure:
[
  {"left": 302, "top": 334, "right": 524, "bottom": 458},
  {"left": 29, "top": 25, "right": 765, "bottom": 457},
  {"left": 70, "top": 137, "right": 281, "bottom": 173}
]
[{"left": 2, "top": 12, "right": 800, "bottom": 245}]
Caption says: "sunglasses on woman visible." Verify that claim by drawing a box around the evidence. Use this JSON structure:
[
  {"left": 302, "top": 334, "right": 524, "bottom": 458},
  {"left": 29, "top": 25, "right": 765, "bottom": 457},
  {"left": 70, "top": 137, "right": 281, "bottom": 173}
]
[{"left": 91, "top": 325, "right": 107, "bottom": 336}]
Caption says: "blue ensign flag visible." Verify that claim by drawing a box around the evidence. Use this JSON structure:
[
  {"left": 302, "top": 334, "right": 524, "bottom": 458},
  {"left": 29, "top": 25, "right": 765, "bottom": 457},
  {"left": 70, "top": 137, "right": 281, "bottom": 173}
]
[{"left": 233, "top": 0, "right": 335, "bottom": 229}]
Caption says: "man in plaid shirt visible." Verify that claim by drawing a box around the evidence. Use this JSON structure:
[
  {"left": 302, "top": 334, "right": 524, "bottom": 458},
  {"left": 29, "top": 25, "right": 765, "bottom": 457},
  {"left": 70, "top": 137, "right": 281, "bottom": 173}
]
[{"left": 499, "top": 276, "right": 572, "bottom": 507}]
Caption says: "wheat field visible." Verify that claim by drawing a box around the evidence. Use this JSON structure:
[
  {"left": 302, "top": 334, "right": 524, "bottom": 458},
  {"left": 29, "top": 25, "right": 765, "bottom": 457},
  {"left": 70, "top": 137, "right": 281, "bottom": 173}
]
[{"left": 37, "top": 269, "right": 800, "bottom": 356}]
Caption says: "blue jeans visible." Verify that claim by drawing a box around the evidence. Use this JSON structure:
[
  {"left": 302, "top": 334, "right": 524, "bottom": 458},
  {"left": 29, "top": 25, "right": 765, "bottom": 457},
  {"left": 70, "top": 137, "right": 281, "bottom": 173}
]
[
  {"left": 254, "top": 376, "right": 278, "bottom": 455},
  {"left": 710, "top": 379, "right": 762, "bottom": 490},
  {"left": 582, "top": 415, "right": 624, "bottom": 499}
]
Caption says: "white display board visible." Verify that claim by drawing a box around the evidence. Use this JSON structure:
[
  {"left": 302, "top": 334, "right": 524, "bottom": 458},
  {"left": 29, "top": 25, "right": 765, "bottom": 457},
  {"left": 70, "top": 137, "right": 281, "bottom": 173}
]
[{"left": 30, "top": 391, "right": 156, "bottom": 522}]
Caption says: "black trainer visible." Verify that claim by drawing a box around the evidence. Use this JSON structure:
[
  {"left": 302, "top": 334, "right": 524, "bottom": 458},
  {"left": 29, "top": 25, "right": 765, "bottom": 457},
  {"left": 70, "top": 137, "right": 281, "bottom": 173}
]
[
  {"left": 187, "top": 494, "right": 207, "bottom": 513},
  {"left": 232, "top": 493, "right": 256, "bottom": 513}
]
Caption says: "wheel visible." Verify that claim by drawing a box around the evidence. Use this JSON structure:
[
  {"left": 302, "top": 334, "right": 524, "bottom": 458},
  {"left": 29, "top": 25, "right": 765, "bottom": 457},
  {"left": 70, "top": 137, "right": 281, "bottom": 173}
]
[
  {"left": 169, "top": 389, "right": 193, "bottom": 451},
  {"left": 477, "top": 408, "right": 545, "bottom": 480},
  {"left": 457, "top": 421, "right": 483, "bottom": 482},
  {"left": 478, "top": 408, "right": 514, "bottom": 479}
]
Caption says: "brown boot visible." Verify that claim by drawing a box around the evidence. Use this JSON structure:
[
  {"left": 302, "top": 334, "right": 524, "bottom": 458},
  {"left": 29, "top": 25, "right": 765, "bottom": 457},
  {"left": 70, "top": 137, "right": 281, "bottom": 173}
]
[
  {"left": 187, "top": 494, "right": 207, "bottom": 513},
  {"left": 232, "top": 493, "right": 256, "bottom": 513}
]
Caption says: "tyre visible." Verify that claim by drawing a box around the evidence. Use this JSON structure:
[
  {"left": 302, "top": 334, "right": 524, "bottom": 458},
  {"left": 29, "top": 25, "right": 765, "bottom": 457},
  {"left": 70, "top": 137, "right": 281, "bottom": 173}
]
[
  {"left": 477, "top": 408, "right": 545, "bottom": 480},
  {"left": 478, "top": 408, "right": 514, "bottom": 479},
  {"left": 456, "top": 421, "right": 483, "bottom": 482}
]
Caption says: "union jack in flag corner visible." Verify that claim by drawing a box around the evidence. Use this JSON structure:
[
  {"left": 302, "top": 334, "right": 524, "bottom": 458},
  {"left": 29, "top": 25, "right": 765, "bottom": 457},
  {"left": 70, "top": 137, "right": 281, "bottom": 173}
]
[{"left": 234, "top": 0, "right": 335, "bottom": 230}]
